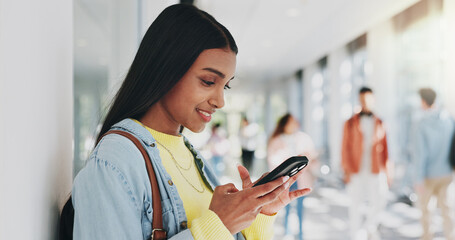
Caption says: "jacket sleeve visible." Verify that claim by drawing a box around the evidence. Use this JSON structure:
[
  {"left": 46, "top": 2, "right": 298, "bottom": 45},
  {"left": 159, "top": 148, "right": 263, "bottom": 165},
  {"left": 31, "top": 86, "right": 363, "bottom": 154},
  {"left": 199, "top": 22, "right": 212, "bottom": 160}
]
[
  {"left": 380, "top": 121, "right": 389, "bottom": 169},
  {"left": 241, "top": 214, "right": 276, "bottom": 240},
  {"left": 341, "top": 120, "right": 352, "bottom": 178},
  {"left": 72, "top": 156, "right": 143, "bottom": 240},
  {"left": 381, "top": 128, "right": 392, "bottom": 185},
  {"left": 382, "top": 130, "right": 389, "bottom": 169}
]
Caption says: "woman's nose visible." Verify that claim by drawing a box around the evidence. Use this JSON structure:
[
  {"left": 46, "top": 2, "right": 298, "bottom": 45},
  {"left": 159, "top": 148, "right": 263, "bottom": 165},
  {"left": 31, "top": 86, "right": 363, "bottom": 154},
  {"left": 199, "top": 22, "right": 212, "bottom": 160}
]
[{"left": 209, "top": 88, "right": 225, "bottom": 109}]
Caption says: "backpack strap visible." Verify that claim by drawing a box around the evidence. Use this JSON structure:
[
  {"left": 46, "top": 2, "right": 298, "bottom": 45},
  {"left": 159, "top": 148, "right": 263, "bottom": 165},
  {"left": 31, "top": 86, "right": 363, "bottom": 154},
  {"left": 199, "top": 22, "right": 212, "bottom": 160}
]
[{"left": 103, "top": 130, "right": 167, "bottom": 240}]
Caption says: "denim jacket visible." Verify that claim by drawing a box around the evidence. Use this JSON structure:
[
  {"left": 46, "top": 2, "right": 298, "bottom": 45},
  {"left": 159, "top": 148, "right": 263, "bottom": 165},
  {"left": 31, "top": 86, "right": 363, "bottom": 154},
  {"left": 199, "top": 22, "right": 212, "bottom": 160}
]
[
  {"left": 72, "top": 119, "right": 245, "bottom": 240},
  {"left": 412, "top": 109, "right": 455, "bottom": 183}
]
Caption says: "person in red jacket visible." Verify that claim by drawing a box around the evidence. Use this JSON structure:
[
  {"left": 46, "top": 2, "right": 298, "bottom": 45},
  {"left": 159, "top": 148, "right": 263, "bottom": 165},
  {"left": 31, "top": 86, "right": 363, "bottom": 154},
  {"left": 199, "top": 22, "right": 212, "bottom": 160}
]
[{"left": 341, "top": 87, "right": 390, "bottom": 240}]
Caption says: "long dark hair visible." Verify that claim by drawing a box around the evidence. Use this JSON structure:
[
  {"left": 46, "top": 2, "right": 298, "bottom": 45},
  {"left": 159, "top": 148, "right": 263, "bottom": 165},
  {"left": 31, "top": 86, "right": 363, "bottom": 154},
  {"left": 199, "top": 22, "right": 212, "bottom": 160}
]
[
  {"left": 269, "top": 113, "right": 293, "bottom": 141},
  {"left": 97, "top": 4, "right": 238, "bottom": 143}
]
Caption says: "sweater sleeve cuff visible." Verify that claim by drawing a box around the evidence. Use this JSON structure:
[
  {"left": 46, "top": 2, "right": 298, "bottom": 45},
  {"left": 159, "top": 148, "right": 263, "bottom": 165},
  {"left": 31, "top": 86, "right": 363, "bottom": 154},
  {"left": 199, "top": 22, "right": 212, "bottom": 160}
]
[
  {"left": 241, "top": 213, "right": 277, "bottom": 239},
  {"left": 189, "top": 210, "right": 234, "bottom": 240}
]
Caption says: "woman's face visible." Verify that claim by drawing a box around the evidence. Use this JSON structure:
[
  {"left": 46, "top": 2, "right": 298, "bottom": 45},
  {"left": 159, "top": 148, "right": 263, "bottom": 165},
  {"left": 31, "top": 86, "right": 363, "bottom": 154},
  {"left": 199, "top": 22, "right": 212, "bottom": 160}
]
[
  {"left": 284, "top": 116, "right": 299, "bottom": 134},
  {"left": 157, "top": 48, "right": 236, "bottom": 134}
]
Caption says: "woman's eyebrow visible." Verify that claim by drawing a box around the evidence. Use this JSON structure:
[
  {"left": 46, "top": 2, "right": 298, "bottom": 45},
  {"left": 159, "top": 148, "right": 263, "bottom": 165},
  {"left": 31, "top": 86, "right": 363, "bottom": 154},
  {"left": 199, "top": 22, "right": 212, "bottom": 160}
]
[{"left": 202, "top": 67, "right": 235, "bottom": 80}]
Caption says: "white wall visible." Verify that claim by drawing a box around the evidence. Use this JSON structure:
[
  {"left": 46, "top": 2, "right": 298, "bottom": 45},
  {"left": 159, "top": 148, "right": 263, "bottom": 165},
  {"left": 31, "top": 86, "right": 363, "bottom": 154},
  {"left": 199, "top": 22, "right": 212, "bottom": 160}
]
[{"left": 0, "top": 0, "right": 73, "bottom": 239}]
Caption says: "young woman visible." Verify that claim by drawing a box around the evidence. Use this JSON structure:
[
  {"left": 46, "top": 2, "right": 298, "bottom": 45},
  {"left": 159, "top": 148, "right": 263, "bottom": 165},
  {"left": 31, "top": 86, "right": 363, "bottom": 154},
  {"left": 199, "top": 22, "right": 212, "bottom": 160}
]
[
  {"left": 72, "top": 4, "right": 310, "bottom": 240},
  {"left": 267, "top": 113, "right": 318, "bottom": 240}
]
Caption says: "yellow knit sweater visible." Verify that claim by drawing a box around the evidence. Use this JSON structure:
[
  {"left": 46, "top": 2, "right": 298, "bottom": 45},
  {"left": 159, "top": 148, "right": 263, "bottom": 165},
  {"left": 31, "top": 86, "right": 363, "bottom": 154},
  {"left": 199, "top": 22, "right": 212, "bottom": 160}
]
[{"left": 140, "top": 123, "right": 276, "bottom": 239}]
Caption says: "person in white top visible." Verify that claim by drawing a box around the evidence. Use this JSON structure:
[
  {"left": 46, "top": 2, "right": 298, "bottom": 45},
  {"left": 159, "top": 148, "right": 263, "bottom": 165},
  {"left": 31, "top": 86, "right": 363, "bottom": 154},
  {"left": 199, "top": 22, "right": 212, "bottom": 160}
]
[{"left": 267, "top": 113, "right": 318, "bottom": 240}]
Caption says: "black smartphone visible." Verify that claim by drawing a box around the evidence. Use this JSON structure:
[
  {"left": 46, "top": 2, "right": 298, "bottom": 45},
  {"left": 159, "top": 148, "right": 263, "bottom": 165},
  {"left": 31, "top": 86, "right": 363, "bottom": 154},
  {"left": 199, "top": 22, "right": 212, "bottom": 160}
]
[{"left": 253, "top": 156, "right": 309, "bottom": 187}]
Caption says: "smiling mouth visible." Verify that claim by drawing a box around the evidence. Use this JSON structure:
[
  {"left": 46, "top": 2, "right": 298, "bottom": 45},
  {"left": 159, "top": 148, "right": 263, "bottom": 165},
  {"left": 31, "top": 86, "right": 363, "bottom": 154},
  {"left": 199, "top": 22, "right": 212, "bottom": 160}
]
[{"left": 196, "top": 108, "right": 212, "bottom": 122}]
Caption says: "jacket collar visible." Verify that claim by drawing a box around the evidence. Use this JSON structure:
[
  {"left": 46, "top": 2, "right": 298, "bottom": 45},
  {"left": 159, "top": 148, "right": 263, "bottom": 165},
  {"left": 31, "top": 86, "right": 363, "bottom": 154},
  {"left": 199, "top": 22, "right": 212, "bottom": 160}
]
[
  {"left": 111, "top": 118, "right": 216, "bottom": 188},
  {"left": 111, "top": 118, "right": 157, "bottom": 146},
  {"left": 353, "top": 112, "right": 383, "bottom": 129},
  {"left": 111, "top": 118, "right": 200, "bottom": 149},
  {"left": 354, "top": 112, "right": 379, "bottom": 121}
]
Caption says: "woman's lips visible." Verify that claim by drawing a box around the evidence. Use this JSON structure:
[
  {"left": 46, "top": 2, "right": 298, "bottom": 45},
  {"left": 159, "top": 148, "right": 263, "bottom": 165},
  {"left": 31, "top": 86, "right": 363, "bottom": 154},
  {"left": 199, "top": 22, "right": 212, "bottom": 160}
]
[{"left": 196, "top": 108, "right": 212, "bottom": 122}]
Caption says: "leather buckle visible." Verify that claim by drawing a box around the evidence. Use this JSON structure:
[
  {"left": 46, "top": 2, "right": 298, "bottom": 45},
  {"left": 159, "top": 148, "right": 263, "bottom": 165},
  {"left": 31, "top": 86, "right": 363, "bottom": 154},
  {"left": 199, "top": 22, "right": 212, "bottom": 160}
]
[{"left": 151, "top": 228, "right": 167, "bottom": 240}]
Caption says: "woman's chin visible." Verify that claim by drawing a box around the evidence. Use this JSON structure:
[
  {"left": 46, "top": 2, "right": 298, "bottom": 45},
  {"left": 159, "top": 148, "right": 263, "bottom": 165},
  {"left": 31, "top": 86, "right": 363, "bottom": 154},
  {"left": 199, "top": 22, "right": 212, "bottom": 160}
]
[{"left": 185, "top": 124, "right": 206, "bottom": 133}]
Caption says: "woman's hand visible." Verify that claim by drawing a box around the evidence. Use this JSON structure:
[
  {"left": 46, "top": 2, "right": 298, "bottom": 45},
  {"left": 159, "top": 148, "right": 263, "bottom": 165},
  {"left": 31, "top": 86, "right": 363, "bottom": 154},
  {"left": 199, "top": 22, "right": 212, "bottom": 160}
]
[
  {"left": 209, "top": 175, "right": 290, "bottom": 234},
  {"left": 238, "top": 165, "right": 311, "bottom": 216}
]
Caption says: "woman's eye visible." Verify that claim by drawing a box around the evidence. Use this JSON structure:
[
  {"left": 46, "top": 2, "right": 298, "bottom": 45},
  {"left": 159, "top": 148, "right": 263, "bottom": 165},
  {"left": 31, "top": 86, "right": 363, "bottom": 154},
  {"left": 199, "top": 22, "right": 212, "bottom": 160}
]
[
  {"left": 201, "top": 79, "right": 215, "bottom": 86},
  {"left": 201, "top": 78, "right": 230, "bottom": 90}
]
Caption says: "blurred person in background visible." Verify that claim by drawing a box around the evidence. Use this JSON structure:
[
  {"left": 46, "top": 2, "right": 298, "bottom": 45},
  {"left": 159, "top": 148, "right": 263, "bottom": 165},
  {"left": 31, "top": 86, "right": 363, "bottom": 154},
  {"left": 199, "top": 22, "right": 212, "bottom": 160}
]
[
  {"left": 206, "top": 122, "right": 230, "bottom": 176},
  {"left": 240, "top": 116, "right": 259, "bottom": 172},
  {"left": 268, "top": 113, "right": 318, "bottom": 240},
  {"left": 412, "top": 88, "right": 454, "bottom": 240},
  {"left": 341, "top": 87, "right": 390, "bottom": 240}
]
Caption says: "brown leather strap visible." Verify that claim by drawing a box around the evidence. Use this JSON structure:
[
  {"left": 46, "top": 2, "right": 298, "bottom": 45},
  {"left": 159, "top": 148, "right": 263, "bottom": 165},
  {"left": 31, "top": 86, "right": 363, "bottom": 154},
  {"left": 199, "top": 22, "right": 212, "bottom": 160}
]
[{"left": 102, "top": 130, "right": 167, "bottom": 240}]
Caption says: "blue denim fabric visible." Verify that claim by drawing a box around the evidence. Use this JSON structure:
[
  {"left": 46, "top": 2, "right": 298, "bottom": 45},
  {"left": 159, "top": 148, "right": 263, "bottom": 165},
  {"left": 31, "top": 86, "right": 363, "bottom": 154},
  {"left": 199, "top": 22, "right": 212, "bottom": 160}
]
[
  {"left": 412, "top": 109, "right": 455, "bottom": 183},
  {"left": 284, "top": 183, "right": 304, "bottom": 240},
  {"left": 72, "top": 119, "right": 245, "bottom": 240}
]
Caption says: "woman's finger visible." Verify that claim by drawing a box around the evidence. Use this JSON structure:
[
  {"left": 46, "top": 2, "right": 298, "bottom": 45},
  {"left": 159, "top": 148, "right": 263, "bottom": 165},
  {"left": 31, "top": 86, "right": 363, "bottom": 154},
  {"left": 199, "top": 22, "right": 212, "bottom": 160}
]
[
  {"left": 217, "top": 183, "right": 239, "bottom": 194},
  {"left": 237, "top": 164, "right": 253, "bottom": 189},
  {"left": 250, "top": 175, "right": 289, "bottom": 197},
  {"left": 288, "top": 188, "right": 312, "bottom": 201},
  {"left": 257, "top": 180, "right": 290, "bottom": 205}
]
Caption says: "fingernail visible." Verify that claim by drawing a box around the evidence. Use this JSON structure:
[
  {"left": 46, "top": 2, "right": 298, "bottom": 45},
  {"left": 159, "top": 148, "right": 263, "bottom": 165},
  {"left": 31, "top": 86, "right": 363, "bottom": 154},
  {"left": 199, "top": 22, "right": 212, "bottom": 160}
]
[
  {"left": 284, "top": 182, "right": 290, "bottom": 189},
  {"left": 283, "top": 176, "right": 290, "bottom": 182}
]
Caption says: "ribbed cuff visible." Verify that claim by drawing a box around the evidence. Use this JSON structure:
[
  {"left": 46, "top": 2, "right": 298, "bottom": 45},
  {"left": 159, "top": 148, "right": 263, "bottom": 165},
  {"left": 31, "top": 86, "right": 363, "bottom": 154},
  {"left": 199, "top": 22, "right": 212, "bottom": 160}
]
[
  {"left": 241, "top": 213, "right": 277, "bottom": 240},
  {"left": 190, "top": 210, "right": 234, "bottom": 240}
]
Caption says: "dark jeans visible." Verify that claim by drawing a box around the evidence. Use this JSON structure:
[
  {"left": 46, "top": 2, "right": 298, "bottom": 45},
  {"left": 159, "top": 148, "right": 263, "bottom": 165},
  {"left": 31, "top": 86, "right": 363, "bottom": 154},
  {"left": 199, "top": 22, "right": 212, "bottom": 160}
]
[{"left": 241, "top": 149, "right": 255, "bottom": 171}]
